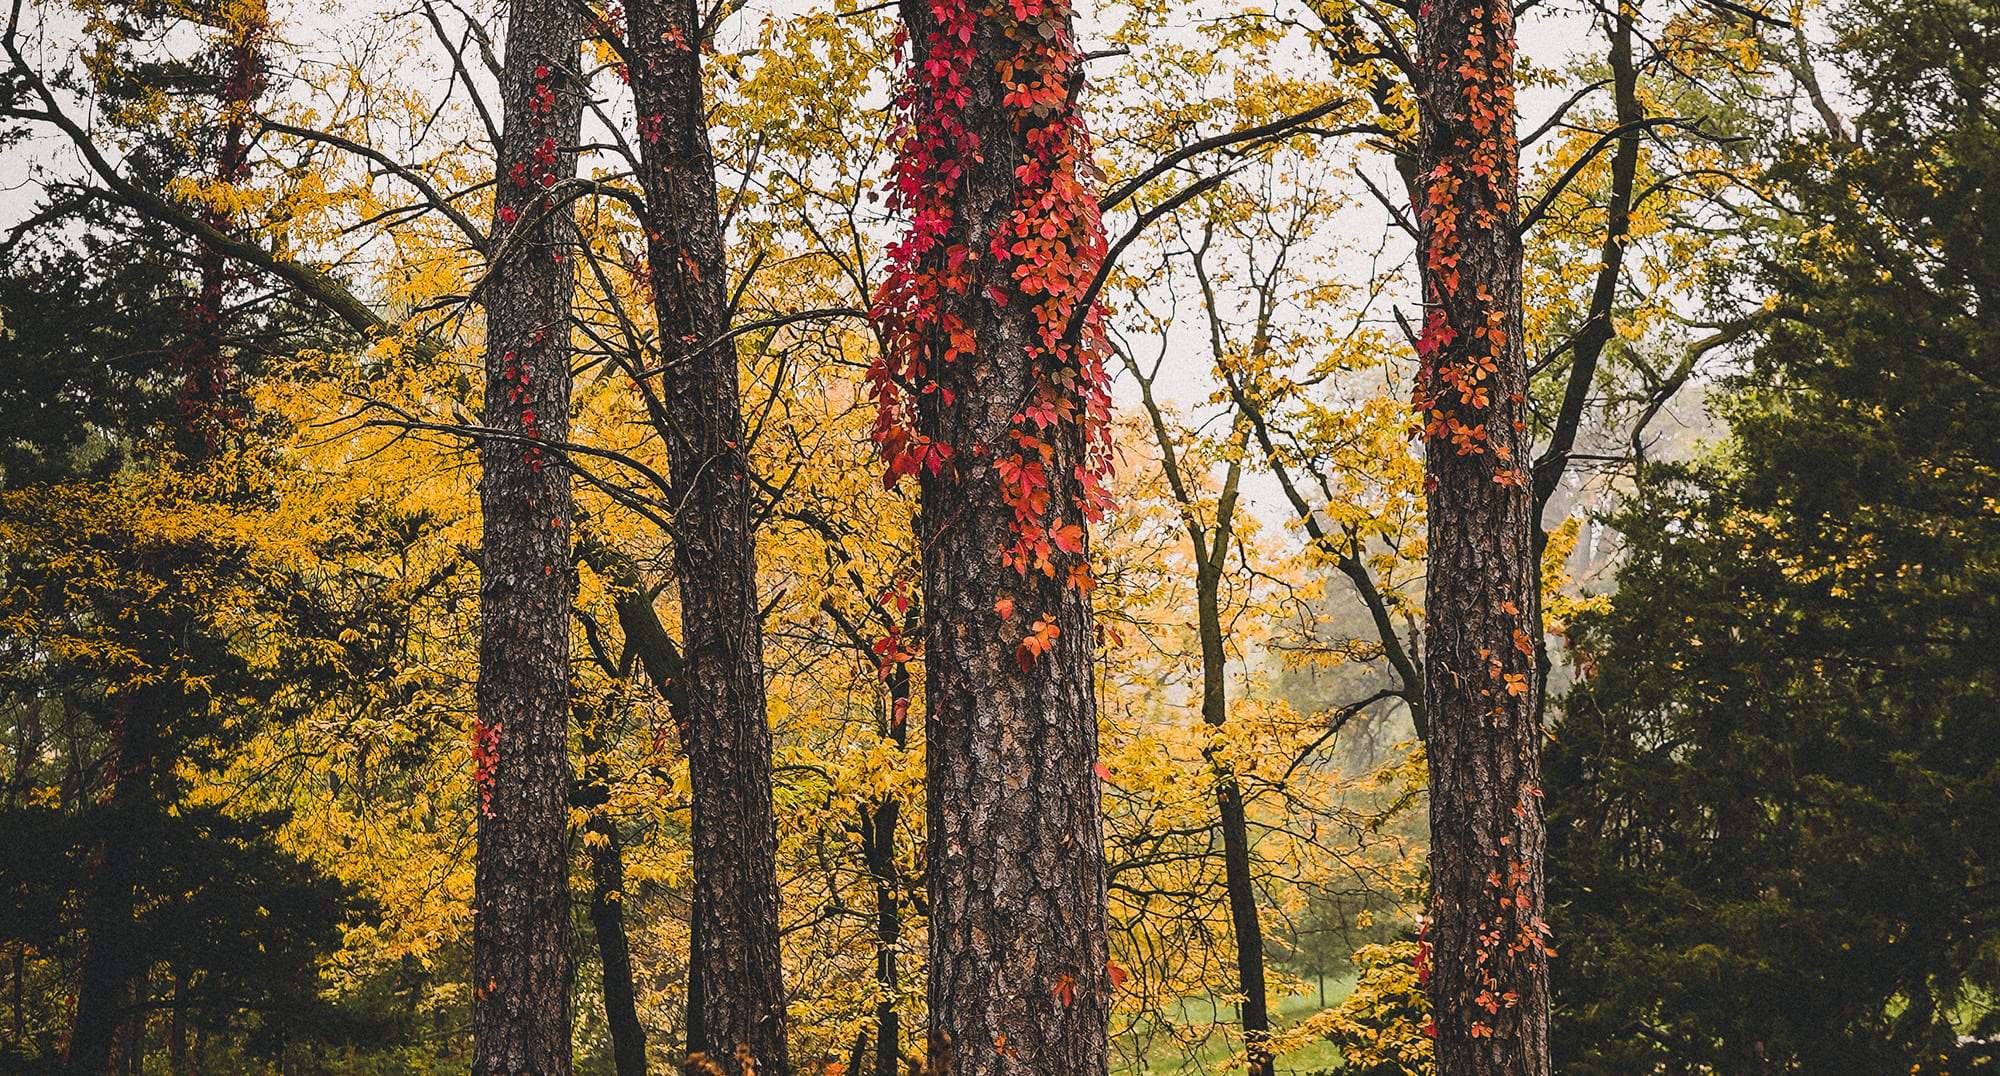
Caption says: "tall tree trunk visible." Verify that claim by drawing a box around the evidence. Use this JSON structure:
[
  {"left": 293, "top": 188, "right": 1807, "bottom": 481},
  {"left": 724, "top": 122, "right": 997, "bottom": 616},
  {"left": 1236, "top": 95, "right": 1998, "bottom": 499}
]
[
  {"left": 622, "top": 0, "right": 789, "bottom": 1069},
  {"left": 913, "top": 342, "right": 1110, "bottom": 1076},
  {"left": 1527, "top": 1, "right": 1639, "bottom": 527},
  {"left": 881, "top": 0, "right": 1115, "bottom": 1070},
  {"left": 819, "top": 583, "right": 918, "bottom": 1076},
  {"left": 471, "top": 0, "right": 583, "bottom": 1068},
  {"left": 594, "top": 554, "right": 690, "bottom": 1075},
  {"left": 1526, "top": 0, "right": 1640, "bottom": 726},
  {"left": 65, "top": 700, "right": 154, "bottom": 1076},
  {"left": 12, "top": 944, "right": 26, "bottom": 1047},
  {"left": 1411, "top": 0, "right": 1551, "bottom": 1073},
  {"left": 584, "top": 803, "right": 647, "bottom": 1076}
]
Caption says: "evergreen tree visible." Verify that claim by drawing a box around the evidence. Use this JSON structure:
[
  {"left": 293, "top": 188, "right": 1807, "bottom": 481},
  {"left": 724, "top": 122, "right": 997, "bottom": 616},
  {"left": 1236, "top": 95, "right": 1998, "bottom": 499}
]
[{"left": 1548, "top": 2, "right": 2000, "bottom": 1070}]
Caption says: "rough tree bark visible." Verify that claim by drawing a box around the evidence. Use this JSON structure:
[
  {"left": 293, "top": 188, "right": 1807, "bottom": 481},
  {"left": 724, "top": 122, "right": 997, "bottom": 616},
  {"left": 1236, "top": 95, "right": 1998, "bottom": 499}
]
[
  {"left": 881, "top": 0, "right": 1115, "bottom": 1070},
  {"left": 471, "top": 0, "right": 583, "bottom": 1069},
  {"left": 1410, "top": 0, "right": 1552, "bottom": 1073},
  {"left": 622, "top": 0, "right": 790, "bottom": 1068},
  {"left": 913, "top": 281, "right": 1111, "bottom": 1076}
]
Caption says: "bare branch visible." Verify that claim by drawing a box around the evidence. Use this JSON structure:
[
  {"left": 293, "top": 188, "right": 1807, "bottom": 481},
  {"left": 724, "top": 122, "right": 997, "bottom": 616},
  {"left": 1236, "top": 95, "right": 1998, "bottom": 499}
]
[
  {"left": 260, "top": 118, "right": 490, "bottom": 251},
  {"left": 1099, "top": 98, "right": 1354, "bottom": 212}
]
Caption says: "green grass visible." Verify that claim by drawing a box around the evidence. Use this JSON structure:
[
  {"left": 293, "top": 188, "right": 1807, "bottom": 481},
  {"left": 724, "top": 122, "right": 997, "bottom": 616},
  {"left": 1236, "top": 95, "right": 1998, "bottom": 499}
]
[{"left": 1112, "top": 975, "right": 1358, "bottom": 1075}]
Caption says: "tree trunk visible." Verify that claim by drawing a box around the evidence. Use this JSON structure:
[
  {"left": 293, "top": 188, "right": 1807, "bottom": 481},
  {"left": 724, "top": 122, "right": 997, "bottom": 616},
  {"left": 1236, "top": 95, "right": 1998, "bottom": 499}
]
[
  {"left": 622, "top": 0, "right": 789, "bottom": 1069},
  {"left": 1192, "top": 445, "right": 1269, "bottom": 1076},
  {"left": 579, "top": 707, "right": 649, "bottom": 1076},
  {"left": 1411, "top": 0, "right": 1552, "bottom": 1073},
  {"left": 66, "top": 694, "right": 159, "bottom": 1076},
  {"left": 864, "top": 670, "right": 911, "bottom": 1076},
  {"left": 584, "top": 807, "right": 647, "bottom": 1076},
  {"left": 65, "top": 826, "right": 138, "bottom": 1075},
  {"left": 575, "top": 535, "right": 675, "bottom": 1076},
  {"left": 168, "top": 968, "right": 189, "bottom": 1076},
  {"left": 818, "top": 583, "right": 917, "bottom": 1076},
  {"left": 471, "top": 0, "right": 583, "bottom": 1068},
  {"left": 1140, "top": 384, "right": 1271, "bottom": 1073},
  {"left": 884, "top": 0, "right": 1115, "bottom": 1069},
  {"left": 1130, "top": 336, "right": 1269, "bottom": 1076},
  {"left": 915, "top": 386, "right": 1110, "bottom": 1076},
  {"left": 1211, "top": 726, "right": 1270, "bottom": 1076}
]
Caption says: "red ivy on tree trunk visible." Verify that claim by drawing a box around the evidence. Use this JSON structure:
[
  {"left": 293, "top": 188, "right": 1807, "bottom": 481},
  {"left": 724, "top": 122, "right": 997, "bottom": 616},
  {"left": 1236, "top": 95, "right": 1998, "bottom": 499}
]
[
  {"left": 872, "top": 0, "right": 1116, "bottom": 1072},
  {"left": 1412, "top": 0, "right": 1553, "bottom": 1073}
]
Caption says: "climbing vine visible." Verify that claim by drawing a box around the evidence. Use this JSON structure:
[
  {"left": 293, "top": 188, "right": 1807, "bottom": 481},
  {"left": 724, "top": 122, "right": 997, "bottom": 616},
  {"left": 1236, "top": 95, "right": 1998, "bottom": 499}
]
[
  {"left": 1410, "top": 0, "right": 1553, "bottom": 1062},
  {"left": 473, "top": 60, "right": 569, "bottom": 815},
  {"left": 869, "top": 0, "right": 1115, "bottom": 590},
  {"left": 1411, "top": 1, "right": 1523, "bottom": 488}
]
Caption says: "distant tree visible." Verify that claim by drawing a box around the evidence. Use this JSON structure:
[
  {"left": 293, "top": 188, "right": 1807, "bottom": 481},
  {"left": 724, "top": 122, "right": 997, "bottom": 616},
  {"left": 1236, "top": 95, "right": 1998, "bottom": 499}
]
[
  {"left": 1549, "top": 2, "right": 2000, "bottom": 1069},
  {"left": 0, "top": 249, "right": 181, "bottom": 485},
  {"left": 0, "top": 463, "right": 381, "bottom": 1075},
  {"left": 0, "top": 804, "right": 359, "bottom": 1074}
]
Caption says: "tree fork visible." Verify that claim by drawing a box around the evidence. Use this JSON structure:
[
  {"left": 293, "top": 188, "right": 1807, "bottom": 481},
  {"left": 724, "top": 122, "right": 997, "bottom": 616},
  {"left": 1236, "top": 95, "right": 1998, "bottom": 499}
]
[{"left": 1128, "top": 356, "right": 1271, "bottom": 1076}]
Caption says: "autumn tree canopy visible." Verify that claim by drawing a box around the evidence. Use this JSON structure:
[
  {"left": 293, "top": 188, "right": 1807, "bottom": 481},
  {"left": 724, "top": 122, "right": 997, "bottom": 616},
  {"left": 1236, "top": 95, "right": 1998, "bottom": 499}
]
[{"left": 2, "top": 0, "right": 1995, "bottom": 1073}]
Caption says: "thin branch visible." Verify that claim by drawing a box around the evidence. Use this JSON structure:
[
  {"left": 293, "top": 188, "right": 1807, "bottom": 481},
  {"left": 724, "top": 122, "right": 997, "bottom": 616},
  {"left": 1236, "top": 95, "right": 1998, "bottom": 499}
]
[
  {"left": 2, "top": 23, "right": 441, "bottom": 354},
  {"left": 1100, "top": 98, "right": 1353, "bottom": 212},
  {"left": 1516, "top": 117, "right": 1707, "bottom": 235},
  {"left": 260, "top": 118, "right": 489, "bottom": 251},
  {"left": 1063, "top": 170, "right": 1237, "bottom": 350},
  {"left": 632, "top": 306, "right": 869, "bottom": 378}
]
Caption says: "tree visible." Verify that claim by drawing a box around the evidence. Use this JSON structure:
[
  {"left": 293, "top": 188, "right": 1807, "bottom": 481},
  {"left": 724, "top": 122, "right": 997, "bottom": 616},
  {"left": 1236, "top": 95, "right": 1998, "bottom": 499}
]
[
  {"left": 0, "top": 249, "right": 182, "bottom": 486},
  {"left": 1548, "top": 0, "right": 2000, "bottom": 1068},
  {"left": 1409, "top": 0, "right": 1550, "bottom": 1073},
  {"left": 0, "top": 12, "right": 389, "bottom": 1066},
  {"left": 1126, "top": 371, "right": 1271, "bottom": 1075},
  {"left": 619, "top": 0, "right": 791, "bottom": 1066},
  {"left": 0, "top": 448, "right": 413, "bottom": 1076},
  {"left": 470, "top": 0, "right": 584, "bottom": 1069},
  {"left": 872, "top": 0, "right": 1116, "bottom": 1069}
]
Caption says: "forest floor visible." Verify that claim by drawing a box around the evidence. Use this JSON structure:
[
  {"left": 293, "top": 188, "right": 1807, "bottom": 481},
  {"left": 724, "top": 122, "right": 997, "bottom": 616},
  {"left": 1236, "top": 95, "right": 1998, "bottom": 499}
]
[{"left": 1114, "top": 974, "right": 1356, "bottom": 1074}]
